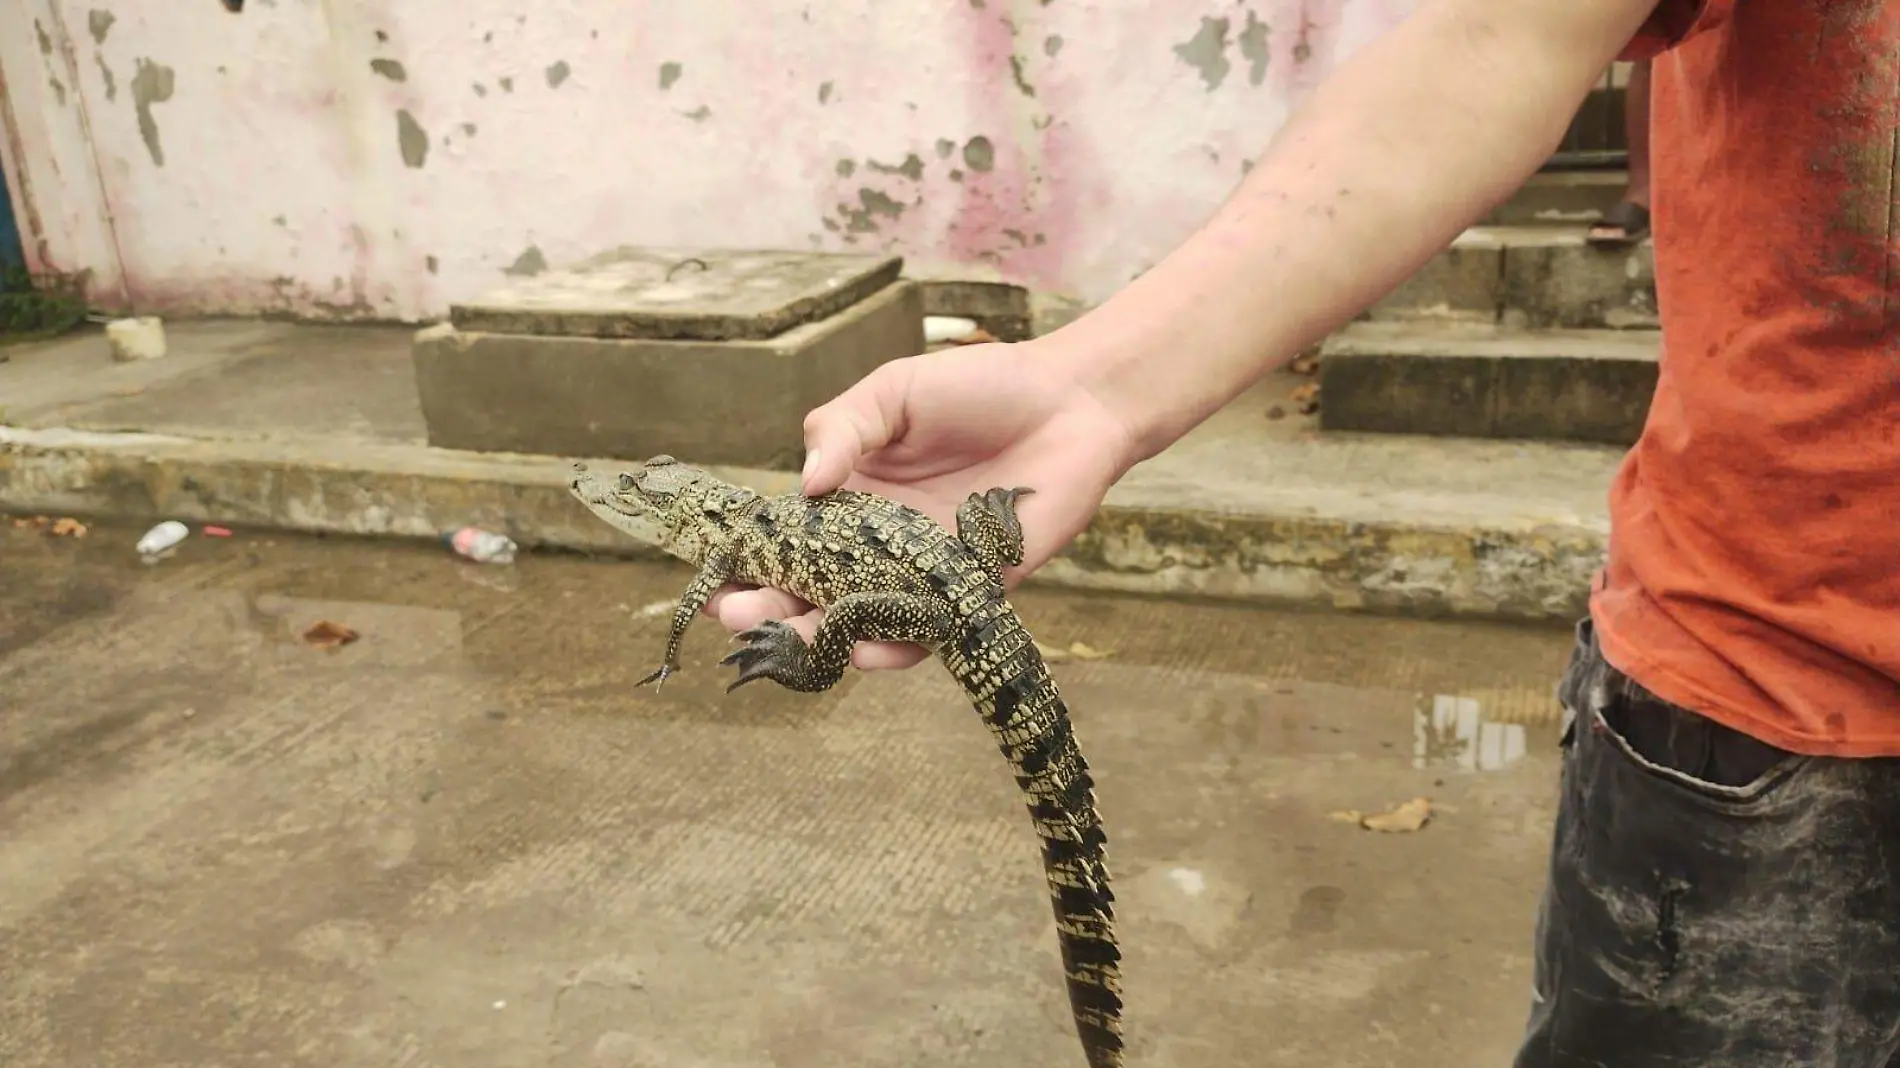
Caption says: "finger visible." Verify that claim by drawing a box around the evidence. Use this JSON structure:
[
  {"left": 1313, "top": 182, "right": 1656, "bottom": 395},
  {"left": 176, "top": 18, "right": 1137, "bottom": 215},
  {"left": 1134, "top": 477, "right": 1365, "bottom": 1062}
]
[
  {"left": 800, "top": 358, "right": 916, "bottom": 496},
  {"left": 850, "top": 640, "right": 933, "bottom": 672},
  {"left": 711, "top": 586, "right": 815, "bottom": 632}
]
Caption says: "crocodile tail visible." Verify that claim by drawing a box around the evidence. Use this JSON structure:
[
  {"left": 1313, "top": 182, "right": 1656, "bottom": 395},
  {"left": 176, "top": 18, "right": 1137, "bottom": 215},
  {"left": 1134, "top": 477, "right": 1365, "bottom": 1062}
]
[{"left": 977, "top": 643, "right": 1124, "bottom": 1068}]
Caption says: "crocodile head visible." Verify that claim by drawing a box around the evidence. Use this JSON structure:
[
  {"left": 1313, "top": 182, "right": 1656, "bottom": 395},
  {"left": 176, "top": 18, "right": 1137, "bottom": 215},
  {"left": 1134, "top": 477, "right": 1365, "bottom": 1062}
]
[{"left": 569, "top": 455, "right": 760, "bottom": 565}]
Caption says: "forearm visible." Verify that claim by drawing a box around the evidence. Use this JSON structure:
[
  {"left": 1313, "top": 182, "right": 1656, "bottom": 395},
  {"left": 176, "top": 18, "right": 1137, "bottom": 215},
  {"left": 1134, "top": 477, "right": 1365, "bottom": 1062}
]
[{"left": 1049, "top": 0, "right": 1660, "bottom": 464}]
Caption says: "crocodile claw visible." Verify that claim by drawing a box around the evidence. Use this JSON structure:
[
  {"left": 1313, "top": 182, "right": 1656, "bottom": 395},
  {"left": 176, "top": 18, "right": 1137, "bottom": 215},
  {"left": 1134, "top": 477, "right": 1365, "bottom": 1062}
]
[
  {"left": 719, "top": 620, "right": 806, "bottom": 693},
  {"left": 637, "top": 663, "right": 677, "bottom": 690}
]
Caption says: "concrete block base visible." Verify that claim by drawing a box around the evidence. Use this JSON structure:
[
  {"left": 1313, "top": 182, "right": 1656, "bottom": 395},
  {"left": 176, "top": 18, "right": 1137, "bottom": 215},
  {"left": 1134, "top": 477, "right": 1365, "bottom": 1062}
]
[{"left": 412, "top": 280, "right": 924, "bottom": 470}]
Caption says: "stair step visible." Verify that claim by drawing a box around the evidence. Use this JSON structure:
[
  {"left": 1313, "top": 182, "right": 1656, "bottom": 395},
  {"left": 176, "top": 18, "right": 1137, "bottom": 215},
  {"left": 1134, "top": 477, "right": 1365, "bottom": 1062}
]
[
  {"left": 1317, "top": 322, "right": 1659, "bottom": 446},
  {"left": 1484, "top": 171, "right": 1630, "bottom": 227},
  {"left": 1370, "top": 226, "right": 1655, "bottom": 331}
]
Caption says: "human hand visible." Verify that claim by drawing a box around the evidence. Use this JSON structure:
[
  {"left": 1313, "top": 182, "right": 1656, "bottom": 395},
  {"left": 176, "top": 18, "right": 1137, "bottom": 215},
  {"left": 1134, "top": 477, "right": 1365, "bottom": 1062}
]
[{"left": 706, "top": 339, "right": 1137, "bottom": 671}]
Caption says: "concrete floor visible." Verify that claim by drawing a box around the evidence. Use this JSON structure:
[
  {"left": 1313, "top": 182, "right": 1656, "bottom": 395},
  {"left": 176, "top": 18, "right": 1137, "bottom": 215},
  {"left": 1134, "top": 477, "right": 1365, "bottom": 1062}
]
[{"left": 0, "top": 519, "right": 1574, "bottom": 1068}]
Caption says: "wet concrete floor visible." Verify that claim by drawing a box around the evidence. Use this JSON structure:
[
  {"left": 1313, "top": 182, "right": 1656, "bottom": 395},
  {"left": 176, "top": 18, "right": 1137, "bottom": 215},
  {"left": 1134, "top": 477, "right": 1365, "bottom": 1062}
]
[{"left": 0, "top": 520, "right": 1575, "bottom": 1067}]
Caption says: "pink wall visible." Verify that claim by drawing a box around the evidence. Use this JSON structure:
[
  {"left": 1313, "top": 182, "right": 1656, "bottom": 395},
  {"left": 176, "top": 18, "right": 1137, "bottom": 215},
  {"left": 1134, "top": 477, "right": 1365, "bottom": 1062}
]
[{"left": 0, "top": 0, "right": 1420, "bottom": 322}]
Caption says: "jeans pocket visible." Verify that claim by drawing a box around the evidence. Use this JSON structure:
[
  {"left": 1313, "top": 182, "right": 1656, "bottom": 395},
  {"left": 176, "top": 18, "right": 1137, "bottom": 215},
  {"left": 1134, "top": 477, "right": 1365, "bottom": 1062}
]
[{"left": 1589, "top": 706, "right": 1813, "bottom": 807}]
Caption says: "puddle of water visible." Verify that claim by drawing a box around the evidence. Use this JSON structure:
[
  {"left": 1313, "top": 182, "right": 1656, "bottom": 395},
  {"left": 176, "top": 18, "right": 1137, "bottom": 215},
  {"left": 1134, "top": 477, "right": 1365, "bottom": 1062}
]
[{"left": 1414, "top": 694, "right": 1529, "bottom": 773}]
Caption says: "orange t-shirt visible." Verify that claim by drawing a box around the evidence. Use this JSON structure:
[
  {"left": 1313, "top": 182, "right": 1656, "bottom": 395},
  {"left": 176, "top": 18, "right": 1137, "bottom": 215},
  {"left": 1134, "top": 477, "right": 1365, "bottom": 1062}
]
[{"left": 1591, "top": 0, "right": 1900, "bottom": 755}]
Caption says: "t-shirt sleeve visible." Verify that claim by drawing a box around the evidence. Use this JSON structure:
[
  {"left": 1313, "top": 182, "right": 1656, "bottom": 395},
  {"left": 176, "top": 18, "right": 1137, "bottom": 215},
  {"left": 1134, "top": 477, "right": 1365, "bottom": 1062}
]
[{"left": 1618, "top": 0, "right": 1734, "bottom": 59}]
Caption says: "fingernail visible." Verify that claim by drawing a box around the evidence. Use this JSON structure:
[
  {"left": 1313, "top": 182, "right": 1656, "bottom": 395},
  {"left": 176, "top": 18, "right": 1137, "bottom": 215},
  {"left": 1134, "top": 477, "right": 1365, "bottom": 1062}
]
[{"left": 801, "top": 448, "right": 822, "bottom": 484}]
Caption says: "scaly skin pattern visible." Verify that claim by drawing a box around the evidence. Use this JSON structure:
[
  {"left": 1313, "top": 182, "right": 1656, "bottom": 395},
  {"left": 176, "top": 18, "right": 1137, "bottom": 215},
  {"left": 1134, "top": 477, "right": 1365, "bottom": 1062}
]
[{"left": 570, "top": 455, "right": 1124, "bottom": 1068}]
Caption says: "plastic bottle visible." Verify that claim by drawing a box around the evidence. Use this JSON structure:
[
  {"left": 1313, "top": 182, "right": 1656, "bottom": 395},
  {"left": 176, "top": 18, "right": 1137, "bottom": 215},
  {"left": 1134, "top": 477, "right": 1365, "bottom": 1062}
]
[
  {"left": 136, "top": 520, "right": 190, "bottom": 556},
  {"left": 447, "top": 527, "right": 518, "bottom": 564}
]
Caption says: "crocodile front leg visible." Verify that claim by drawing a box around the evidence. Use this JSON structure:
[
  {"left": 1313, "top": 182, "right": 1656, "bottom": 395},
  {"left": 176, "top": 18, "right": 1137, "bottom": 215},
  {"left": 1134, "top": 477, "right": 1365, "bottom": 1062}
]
[
  {"left": 642, "top": 551, "right": 734, "bottom": 688},
  {"left": 956, "top": 486, "right": 1033, "bottom": 579},
  {"left": 720, "top": 591, "right": 954, "bottom": 693}
]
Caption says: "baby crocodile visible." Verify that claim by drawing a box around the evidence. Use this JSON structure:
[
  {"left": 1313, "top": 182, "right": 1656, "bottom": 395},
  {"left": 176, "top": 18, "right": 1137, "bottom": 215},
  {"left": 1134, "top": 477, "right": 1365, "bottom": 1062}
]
[{"left": 570, "top": 455, "right": 1124, "bottom": 1068}]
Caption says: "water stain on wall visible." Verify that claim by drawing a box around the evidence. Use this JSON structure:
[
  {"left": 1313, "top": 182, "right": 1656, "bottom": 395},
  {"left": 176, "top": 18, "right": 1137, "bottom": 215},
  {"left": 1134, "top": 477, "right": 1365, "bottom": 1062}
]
[
  {"left": 545, "top": 60, "right": 570, "bottom": 88},
  {"left": 131, "top": 59, "right": 177, "bottom": 166},
  {"left": 659, "top": 62, "right": 682, "bottom": 90},
  {"left": 370, "top": 58, "right": 407, "bottom": 82},
  {"left": 818, "top": 81, "right": 834, "bottom": 104},
  {"left": 87, "top": 9, "right": 115, "bottom": 43},
  {"left": 396, "top": 109, "right": 429, "bottom": 168},
  {"left": 1175, "top": 16, "right": 1232, "bottom": 91},
  {"left": 1044, "top": 35, "right": 1063, "bottom": 57}
]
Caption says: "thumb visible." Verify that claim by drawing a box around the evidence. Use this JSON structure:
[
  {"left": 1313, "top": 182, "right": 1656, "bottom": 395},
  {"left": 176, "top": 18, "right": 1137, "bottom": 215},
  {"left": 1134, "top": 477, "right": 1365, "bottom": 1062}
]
[{"left": 800, "top": 358, "right": 914, "bottom": 496}]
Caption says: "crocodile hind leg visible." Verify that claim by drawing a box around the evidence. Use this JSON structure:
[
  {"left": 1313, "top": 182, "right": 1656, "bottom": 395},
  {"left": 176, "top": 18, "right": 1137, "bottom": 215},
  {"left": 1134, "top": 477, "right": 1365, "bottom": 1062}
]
[
  {"left": 721, "top": 591, "right": 954, "bottom": 693},
  {"left": 956, "top": 486, "right": 1034, "bottom": 575}
]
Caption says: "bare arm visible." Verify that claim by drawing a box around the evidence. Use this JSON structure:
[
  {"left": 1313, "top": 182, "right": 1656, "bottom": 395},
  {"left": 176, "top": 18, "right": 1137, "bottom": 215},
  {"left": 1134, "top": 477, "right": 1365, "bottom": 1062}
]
[{"left": 1049, "top": 0, "right": 1663, "bottom": 463}]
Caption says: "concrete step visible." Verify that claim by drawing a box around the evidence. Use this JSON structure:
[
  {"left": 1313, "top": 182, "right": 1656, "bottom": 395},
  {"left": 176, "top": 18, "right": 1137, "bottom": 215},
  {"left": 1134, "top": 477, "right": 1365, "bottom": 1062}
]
[
  {"left": 1370, "top": 226, "right": 1655, "bottom": 331},
  {"left": 1316, "top": 323, "right": 1659, "bottom": 446},
  {"left": 1483, "top": 171, "right": 1629, "bottom": 227},
  {"left": 0, "top": 320, "right": 1618, "bottom": 625}
]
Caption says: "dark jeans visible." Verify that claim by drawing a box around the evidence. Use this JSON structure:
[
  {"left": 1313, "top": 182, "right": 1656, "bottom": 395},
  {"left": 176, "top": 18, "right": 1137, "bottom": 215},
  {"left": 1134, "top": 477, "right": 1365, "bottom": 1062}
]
[{"left": 1515, "top": 620, "right": 1900, "bottom": 1068}]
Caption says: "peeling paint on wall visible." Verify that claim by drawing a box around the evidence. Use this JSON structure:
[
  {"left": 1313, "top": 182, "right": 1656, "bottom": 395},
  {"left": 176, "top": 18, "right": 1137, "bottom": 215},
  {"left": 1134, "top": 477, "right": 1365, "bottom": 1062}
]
[
  {"left": 503, "top": 246, "right": 547, "bottom": 276},
  {"left": 962, "top": 136, "right": 995, "bottom": 173},
  {"left": 0, "top": 0, "right": 1413, "bottom": 321},
  {"left": 130, "top": 59, "right": 177, "bottom": 166},
  {"left": 1175, "top": 17, "right": 1233, "bottom": 91},
  {"left": 1238, "top": 12, "right": 1272, "bottom": 85},
  {"left": 396, "top": 109, "right": 429, "bottom": 168},
  {"left": 867, "top": 153, "right": 925, "bottom": 180}
]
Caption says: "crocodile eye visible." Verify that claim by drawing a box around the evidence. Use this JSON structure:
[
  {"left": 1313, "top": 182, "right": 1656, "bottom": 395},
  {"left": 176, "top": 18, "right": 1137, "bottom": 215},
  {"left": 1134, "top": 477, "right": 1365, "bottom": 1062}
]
[{"left": 616, "top": 473, "right": 637, "bottom": 492}]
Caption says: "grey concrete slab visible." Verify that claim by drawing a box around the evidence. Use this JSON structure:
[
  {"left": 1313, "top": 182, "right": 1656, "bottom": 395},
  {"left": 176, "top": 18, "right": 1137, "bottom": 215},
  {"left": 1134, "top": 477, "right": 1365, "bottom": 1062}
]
[
  {"left": 0, "top": 520, "right": 1571, "bottom": 1068},
  {"left": 449, "top": 247, "right": 904, "bottom": 342}
]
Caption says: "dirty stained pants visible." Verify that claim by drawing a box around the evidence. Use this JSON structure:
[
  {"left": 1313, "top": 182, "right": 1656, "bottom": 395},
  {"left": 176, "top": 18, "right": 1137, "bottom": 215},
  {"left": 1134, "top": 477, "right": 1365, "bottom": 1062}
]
[{"left": 1514, "top": 620, "right": 1900, "bottom": 1068}]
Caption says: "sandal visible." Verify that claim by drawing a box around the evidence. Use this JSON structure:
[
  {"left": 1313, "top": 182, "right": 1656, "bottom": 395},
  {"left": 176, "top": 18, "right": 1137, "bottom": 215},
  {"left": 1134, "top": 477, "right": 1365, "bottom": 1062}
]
[{"left": 1587, "top": 200, "right": 1650, "bottom": 248}]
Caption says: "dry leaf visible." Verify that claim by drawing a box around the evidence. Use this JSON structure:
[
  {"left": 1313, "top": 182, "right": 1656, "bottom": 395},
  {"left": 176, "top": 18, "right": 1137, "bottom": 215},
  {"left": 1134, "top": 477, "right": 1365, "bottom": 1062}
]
[
  {"left": 946, "top": 327, "right": 1001, "bottom": 346},
  {"left": 634, "top": 599, "right": 677, "bottom": 619},
  {"left": 1290, "top": 382, "right": 1321, "bottom": 415},
  {"left": 1036, "top": 640, "right": 1116, "bottom": 663},
  {"left": 1289, "top": 354, "right": 1321, "bottom": 376},
  {"left": 301, "top": 620, "right": 360, "bottom": 650},
  {"left": 50, "top": 517, "right": 87, "bottom": 538},
  {"left": 1265, "top": 405, "right": 1286, "bottom": 421},
  {"left": 1330, "top": 797, "right": 1433, "bottom": 833}
]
